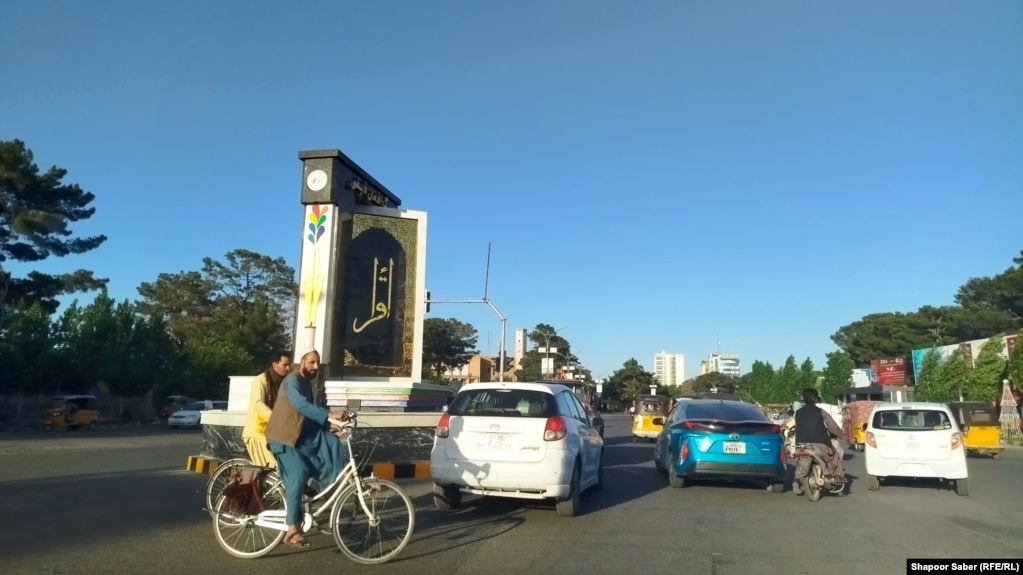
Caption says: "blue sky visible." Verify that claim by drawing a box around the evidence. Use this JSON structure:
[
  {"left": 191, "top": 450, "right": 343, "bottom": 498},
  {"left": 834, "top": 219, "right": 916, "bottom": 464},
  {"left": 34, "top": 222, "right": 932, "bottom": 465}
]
[{"left": 2, "top": 0, "right": 1021, "bottom": 380}]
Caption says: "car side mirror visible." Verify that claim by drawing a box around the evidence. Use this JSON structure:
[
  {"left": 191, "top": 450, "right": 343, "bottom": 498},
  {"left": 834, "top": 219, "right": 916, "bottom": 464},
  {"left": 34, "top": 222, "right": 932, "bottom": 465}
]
[
  {"left": 653, "top": 417, "right": 665, "bottom": 426},
  {"left": 861, "top": 423, "right": 868, "bottom": 431}
]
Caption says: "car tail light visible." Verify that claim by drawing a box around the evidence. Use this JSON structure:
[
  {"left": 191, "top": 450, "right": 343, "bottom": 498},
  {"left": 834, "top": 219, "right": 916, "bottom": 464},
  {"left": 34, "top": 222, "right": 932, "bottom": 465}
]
[
  {"left": 753, "top": 424, "right": 781, "bottom": 435},
  {"left": 865, "top": 431, "right": 876, "bottom": 448},
  {"left": 436, "top": 413, "right": 450, "bottom": 438},
  {"left": 544, "top": 416, "right": 567, "bottom": 441},
  {"left": 951, "top": 432, "right": 963, "bottom": 450},
  {"left": 779, "top": 446, "right": 786, "bottom": 465},
  {"left": 679, "top": 441, "right": 689, "bottom": 465}
]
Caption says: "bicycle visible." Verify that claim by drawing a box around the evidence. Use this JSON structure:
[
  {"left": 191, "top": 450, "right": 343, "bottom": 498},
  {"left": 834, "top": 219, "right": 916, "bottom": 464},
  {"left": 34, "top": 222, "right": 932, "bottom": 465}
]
[
  {"left": 204, "top": 457, "right": 279, "bottom": 519},
  {"left": 211, "top": 411, "right": 416, "bottom": 564}
]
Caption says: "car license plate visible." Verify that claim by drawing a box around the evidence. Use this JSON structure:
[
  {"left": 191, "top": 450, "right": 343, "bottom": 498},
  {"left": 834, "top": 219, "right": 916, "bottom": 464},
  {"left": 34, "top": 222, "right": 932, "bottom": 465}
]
[
  {"left": 478, "top": 434, "right": 511, "bottom": 450},
  {"left": 723, "top": 441, "right": 746, "bottom": 454},
  {"left": 906, "top": 442, "right": 919, "bottom": 450}
]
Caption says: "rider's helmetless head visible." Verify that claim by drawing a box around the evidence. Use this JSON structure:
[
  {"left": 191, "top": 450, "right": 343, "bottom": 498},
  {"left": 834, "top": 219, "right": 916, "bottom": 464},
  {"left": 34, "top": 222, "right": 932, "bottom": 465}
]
[
  {"left": 299, "top": 350, "right": 320, "bottom": 379},
  {"left": 802, "top": 388, "right": 819, "bottom": 405}
]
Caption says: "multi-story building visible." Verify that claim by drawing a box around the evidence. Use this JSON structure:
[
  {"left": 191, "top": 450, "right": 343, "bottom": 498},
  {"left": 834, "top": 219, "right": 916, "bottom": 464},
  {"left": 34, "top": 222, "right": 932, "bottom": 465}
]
[
  {"left": 440, "top": 354, "right": 519, "bottom": 384},
  {"left": 703, "top": 353, "right": 741, "bottom": 377},
  {"left": 653, "top": 351, "right": 685, "bottom": 388},
  {"left": 514, "top": 328, "right": 528, "bottom": 367}
]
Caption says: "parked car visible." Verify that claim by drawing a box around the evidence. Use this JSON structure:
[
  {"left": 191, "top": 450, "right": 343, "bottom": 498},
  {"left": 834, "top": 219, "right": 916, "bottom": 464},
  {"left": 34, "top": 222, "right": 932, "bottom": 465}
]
[
  {"left": 863, "top": 402, "right": 969, "bottom": 496},
  {"left": 430, "top": 381, "right": 604, "bottom": 517},
  {"left": 168, "top": 400, "right": 227, "bottom": 429},
  {"left": 654, "top": 398, "right": 786, "bottom": 492},
  {"left": 160, "top": 395, "right": 193, "bottom": 419}
]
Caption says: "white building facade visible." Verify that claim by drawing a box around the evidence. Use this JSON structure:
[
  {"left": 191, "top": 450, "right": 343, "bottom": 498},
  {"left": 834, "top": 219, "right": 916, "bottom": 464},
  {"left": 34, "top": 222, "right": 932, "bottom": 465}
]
[{"left": 653, "top": 351, "right": 685, "bottom": 387}]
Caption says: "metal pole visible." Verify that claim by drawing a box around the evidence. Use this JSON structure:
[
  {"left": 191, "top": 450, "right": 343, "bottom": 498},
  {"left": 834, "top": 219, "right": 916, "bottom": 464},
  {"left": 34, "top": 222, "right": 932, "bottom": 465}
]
[{"left": 427, "top": 297, "right": 507, "bottom": 383}]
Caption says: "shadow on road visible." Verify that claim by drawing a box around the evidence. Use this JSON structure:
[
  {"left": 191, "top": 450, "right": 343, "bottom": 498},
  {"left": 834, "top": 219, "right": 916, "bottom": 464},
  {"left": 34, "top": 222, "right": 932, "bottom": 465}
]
[
  {"left": 0, "top": 469, "right": 207, "bottom": 560},
  {"left": 603, "top": 444, "right": 655, "bottom": 467}
]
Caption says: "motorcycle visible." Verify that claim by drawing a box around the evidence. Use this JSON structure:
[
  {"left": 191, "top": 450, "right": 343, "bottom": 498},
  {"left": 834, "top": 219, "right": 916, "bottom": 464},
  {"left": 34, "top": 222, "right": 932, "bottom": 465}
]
[{"left": 784, "top": 425, "right": 847, "bottom": 502}]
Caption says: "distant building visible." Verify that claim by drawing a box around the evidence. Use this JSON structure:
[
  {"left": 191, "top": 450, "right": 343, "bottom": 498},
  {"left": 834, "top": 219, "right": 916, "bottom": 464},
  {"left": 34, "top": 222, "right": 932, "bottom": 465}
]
[
  {"left": 441, "top": 354, "right": 521, "bottom": 383},
  {"left": 703, "top": 353, "right": 740, "bottom": 378},
  {"left": 514, "top": 328, "right": 528, "bottom": 367},
  {"left": 654, "top": 351, "right": 685, "bottom": 387}
]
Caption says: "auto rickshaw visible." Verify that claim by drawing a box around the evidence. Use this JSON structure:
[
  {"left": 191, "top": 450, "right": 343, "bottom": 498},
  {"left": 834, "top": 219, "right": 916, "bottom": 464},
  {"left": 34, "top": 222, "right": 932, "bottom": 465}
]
[
  {"left": 948, "top": 401, "right": 1003, "bottom": 460},
  {"left": 632, "top": 394, "right": 669, "bottom": 442},
  {"left": 43, "top": 395, "right": 100, "bottom": 431},
  {"left": 842, "top": 400, "right": 881, "bottom": 452}
]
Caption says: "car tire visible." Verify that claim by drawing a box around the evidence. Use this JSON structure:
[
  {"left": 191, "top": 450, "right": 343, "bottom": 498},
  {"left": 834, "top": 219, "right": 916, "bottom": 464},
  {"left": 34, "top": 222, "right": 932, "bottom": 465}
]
[
  {"left": 955, "top": 478, "right": 969, "bottom": 497},
  {"left": 592, "top": 452, "right": 604, "bottom": 493},
  {"left": 867, "top": 474, "right": 880, "bottom": 491},
  {"left": 557, "top": 462, "right": 581, "bottom": 517},
  {"left": 668, "top": 464, "right": 685, "bottom": 489},
  {"left": 855, "top": 443, "right": 864, "bottom": 452},
  {"left": 433, "top": 483, "right": 462, "bottom": 510},
  {"left": 654, "top": 450, "right": 666, "bottom": 474}
]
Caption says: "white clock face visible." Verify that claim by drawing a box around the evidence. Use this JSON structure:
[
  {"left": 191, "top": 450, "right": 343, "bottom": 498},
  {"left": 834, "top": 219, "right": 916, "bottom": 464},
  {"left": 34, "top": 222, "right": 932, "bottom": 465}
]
[{"left": 306, "top": 169, "right": 328, "bottom": 192}]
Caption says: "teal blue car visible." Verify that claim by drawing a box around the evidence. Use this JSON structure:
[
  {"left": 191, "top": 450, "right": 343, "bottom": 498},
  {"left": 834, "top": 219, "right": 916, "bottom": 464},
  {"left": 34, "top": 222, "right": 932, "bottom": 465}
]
[{"left": 653, "top": 399, "right": 787, "bottom": 492}]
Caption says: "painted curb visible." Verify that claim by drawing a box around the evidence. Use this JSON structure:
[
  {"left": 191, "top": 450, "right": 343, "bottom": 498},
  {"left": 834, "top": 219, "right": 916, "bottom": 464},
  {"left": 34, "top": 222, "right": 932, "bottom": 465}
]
[{"left": 185, "top": 456, "right": 431, "bottom": 479}]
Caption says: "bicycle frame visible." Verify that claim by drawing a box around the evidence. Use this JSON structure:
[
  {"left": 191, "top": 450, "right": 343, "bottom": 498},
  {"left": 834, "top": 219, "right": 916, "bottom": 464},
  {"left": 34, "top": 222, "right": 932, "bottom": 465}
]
[{"left": 245, "top": 417, "right": 380, "bottom": 532}]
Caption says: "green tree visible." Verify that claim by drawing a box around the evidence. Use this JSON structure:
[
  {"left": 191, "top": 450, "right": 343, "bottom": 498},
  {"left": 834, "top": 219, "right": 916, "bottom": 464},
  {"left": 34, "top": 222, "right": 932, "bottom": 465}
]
[
  {"left": 0, "top": 303, "right": 61, "bottom": 395},
  {"left": 515, "top": 324, "right": 577, "bottom": 381},
  {"left": 421, "top": 317, "right": 479, "bottom": 379},
  {"left": 969, "top": 335, "right": 1006, "bottom": 402},
  {"left": 605, "top": 358, "right": 657, "bottom": 404},
  {"left": 820, "top": 351, "right": 854, "bottom": 403},
  {"left": 179, "top": 333, "right": 251, "bottom": 398},
  {"left": 798, "top": 357, "right": 816, "bottom": 391},
  {"left": 0, "top": 139, "right": 107, "bottom": 314},
  {"left": 913, "top": 349, "right": 946, "bottom": 401},
  {"left": 955, "top": 250, "right": 1023, "bottom": 321},
  {"left": 775, "top": 355, "right": 801, "bottom": 403},
  {"left": 689, "top": 372, "right": 738, "bottom": 394},
  {"left": 937, "top": 347, "right": 972, "bottom": 402},
  {"left": 741, "top": 360, "right": 776, "bottom": 404},
  {"left": 1007, "top": 330, "right": 1023, "bottom": 388}
]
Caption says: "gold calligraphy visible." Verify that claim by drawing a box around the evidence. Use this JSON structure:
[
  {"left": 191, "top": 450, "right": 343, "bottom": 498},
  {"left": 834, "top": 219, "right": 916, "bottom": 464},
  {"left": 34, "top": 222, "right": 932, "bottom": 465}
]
[{"left": 352, "top": 257, "right": 394, "bottom": 333}]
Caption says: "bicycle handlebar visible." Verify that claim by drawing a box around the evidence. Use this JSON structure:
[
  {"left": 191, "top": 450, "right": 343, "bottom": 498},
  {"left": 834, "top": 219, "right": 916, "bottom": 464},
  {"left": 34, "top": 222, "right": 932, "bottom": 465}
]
[{"left": 328, "top": 411, "right": 358, "bottom": 430}]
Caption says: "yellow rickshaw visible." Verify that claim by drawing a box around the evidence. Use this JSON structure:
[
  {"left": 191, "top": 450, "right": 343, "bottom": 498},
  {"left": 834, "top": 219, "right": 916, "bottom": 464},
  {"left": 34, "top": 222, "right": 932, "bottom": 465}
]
[
  {"left": 632, "top": 394, "right": 669, "bottom": 442},
  {"left": 43, "top": 395, "right": 100, "bottom": 431},
  {"left": 948, "top": 402, "right": 1003, "bottom": 460},
  {"left": 842, "top": 400, "right": 881, "bottom": 452}
]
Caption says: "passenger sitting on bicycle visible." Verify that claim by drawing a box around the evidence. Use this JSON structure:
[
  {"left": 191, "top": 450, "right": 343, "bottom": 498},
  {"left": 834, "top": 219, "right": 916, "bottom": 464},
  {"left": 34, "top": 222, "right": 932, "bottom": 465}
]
[
  {"left": 264, "top": 348, "right": 350, "bottom": 548},
  {"left": 241, "top": 351, "right": 292, "bottom": 468}
]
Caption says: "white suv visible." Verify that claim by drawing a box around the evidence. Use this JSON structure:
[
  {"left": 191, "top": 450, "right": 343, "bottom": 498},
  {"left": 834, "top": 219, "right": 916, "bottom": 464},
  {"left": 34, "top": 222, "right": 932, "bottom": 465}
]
[
  {"left": 863, "top": 402, "right": 969, "bottom": 496},
  {"left": 430, "top": 382, "right": 605, "bottom": 517}
]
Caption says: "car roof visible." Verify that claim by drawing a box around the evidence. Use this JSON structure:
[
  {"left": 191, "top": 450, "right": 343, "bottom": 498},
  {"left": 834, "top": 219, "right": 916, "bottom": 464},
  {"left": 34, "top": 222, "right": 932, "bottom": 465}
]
[
  {"left": 458, "top": 381, "right": 564, "bottom": 395},
  {"left": 872, "top": 402, "right": 952, "bottom": 411}
]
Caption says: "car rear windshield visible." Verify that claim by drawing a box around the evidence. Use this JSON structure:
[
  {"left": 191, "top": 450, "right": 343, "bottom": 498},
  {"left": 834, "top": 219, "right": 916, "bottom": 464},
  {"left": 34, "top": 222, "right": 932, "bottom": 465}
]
[
  {"left": 873, "top": 409, "right": 952, "bottom": 430},
  {"left": 685, "top": 402, "right": 768, "bottom": 422},
  {"left": 449, "top": 389, "right": 555, "bottom": 418}
]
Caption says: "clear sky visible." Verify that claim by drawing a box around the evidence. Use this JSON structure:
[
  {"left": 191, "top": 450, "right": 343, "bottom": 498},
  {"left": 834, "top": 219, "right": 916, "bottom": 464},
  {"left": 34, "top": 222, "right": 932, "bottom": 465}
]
[{"left": 2, "top": 0, "right": 1021, "bottom": 380}]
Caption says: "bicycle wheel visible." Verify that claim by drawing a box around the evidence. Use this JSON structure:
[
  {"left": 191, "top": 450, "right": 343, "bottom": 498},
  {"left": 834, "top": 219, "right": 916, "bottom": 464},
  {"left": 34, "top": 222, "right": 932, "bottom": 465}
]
[
  {"left": 329, "top": 478, "right": 415, "bottom": 565},
  {"left": 205, "top": 458, "right": 249, "bottom": 517},
  {"left": 212, "top": 482, "right": 287, "bottom": 559}
]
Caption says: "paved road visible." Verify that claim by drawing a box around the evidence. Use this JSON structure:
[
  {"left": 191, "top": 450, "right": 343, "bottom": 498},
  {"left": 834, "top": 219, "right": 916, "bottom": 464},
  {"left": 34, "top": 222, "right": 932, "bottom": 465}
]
[{"left": 1, "top": 416, "right": 1020, "bottom": 575}]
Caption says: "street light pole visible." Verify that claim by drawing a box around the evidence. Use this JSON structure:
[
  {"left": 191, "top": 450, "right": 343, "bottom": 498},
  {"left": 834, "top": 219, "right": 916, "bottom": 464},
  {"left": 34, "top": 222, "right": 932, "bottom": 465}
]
[{"left": 536, "top": 325, "right": 567, "bottom": 379}]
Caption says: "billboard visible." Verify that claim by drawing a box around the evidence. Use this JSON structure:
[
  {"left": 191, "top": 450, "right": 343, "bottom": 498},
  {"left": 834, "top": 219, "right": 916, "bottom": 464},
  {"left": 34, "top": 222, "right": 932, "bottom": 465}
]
[
  {"left": 911, "top": 333, "right": 1019, "bottom": 375},
  {"left": 870, "top": 357, "right": 908, "bottom": 385}
]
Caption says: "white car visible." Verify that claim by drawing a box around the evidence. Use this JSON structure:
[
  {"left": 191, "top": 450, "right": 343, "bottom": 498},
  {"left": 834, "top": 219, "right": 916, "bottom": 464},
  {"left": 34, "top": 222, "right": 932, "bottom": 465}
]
[
  {"left": 430, "top": 381, "right": 604, "bottom": 517},
  {"left": 168, "top": 400, "right": 226, "bottom": 429},
  {"left": 863, "top": 402, "right": 969, "bottom": 496}
]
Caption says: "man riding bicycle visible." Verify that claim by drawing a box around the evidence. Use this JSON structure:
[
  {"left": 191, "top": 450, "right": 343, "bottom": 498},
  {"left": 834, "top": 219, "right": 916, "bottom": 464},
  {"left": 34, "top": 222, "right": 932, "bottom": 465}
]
[{"left": 264, "top": 348, "right": 350, "bottom": 548}]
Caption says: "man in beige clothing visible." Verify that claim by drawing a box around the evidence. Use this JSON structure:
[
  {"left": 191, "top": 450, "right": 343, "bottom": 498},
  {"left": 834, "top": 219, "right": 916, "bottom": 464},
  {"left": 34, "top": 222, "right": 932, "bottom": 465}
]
[{"left": 242, "top": 351, "right": 292, "bottom": 468}]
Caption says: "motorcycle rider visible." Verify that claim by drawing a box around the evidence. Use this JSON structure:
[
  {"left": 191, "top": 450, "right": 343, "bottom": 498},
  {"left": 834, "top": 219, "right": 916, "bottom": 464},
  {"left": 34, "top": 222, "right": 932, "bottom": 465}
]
[{"left": 793, "top": 388, "right": 846, "bottom": 483}]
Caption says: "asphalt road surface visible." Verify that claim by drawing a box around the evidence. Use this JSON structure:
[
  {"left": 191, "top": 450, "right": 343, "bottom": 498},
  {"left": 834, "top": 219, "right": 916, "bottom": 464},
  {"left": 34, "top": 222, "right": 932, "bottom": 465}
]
[{"left": 1, "top": 416, "right": 1021, "bottom": 575}]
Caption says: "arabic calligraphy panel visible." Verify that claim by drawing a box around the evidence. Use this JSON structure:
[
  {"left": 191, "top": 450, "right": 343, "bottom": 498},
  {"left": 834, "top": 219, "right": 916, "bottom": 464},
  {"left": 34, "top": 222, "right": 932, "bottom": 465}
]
[{"left": 339, "top": 213, "right": 419, "bottom": 378}]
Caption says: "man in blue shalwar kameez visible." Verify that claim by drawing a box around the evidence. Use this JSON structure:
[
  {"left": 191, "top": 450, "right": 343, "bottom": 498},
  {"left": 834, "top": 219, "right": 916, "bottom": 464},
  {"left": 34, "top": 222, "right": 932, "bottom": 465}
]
[{"left": 264, "top": 348, "right": 348, "bottom": 548}]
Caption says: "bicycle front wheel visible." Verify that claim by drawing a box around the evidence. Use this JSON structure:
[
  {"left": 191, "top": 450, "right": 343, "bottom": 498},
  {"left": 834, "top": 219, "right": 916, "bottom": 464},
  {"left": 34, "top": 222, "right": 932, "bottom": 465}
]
[{"left": 329, "top": 478, "right": 415, "bottom": 565}]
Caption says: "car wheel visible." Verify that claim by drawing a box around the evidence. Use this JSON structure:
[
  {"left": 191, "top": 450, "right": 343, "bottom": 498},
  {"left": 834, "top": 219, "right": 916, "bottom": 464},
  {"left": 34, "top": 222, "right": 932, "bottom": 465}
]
[
  {"left": 855, "top": 443, "right": 864, "bottom": 452},
  {"left": 592, "top": 452, "right": 604, "bottom": 492},
  {"left": 654, "top": 449, "right": 666, "bottom": 474},
  {"left": 432, "top": 483, "right": 463, "bottom": 510},
  {"left": 557, "top": 462, "right": 581, "bottom": 517},
  {"left": 867, "top": 474, "right": 880, "bottom": 491},
  {"left": 955, "top": 478, "right": 969, "bottom": 497},
  {"left": 668, "top": 464, "right": 685, "bottom": 489}
]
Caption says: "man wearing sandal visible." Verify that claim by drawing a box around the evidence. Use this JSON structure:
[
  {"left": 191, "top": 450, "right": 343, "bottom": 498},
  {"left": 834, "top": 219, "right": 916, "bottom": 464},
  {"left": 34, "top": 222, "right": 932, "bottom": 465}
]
[
  {"left": 264, "top": 348, "right": 349, "bottom": 548},
  {"left": 241, "top": 351, "right": 292, "bottom": 468}
]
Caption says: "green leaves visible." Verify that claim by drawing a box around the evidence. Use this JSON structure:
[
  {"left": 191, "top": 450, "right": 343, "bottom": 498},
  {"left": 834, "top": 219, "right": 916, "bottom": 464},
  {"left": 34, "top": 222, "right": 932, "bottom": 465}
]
[
  {"left": 422, "top": 318, "right": 479, "bottom": 379},
  {"left": 0, "top": 139, "right": 107, "bottom": 313}
]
